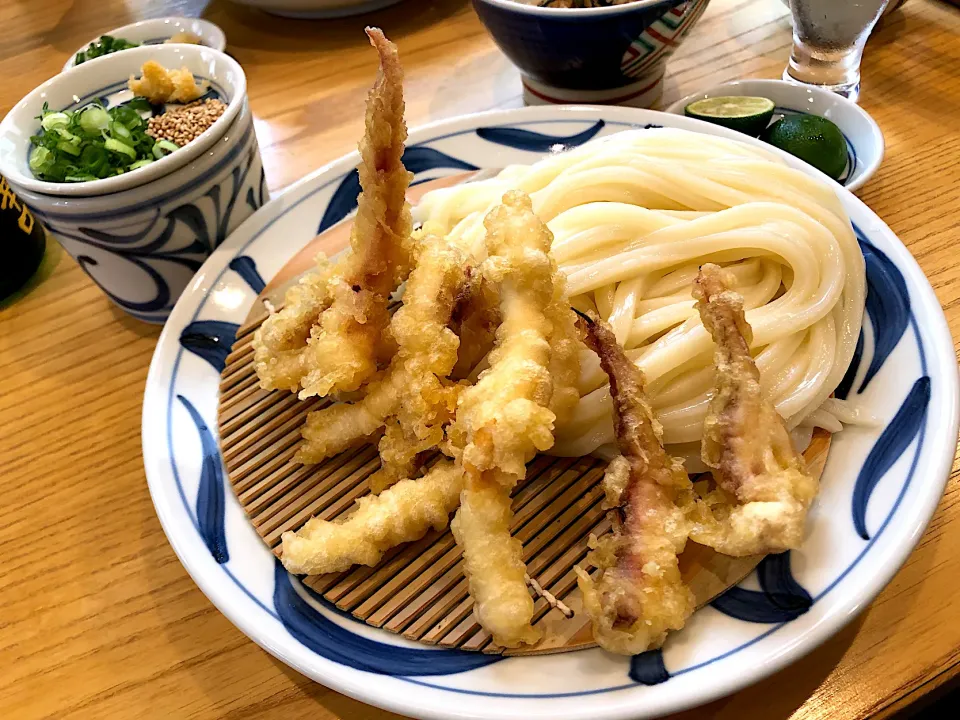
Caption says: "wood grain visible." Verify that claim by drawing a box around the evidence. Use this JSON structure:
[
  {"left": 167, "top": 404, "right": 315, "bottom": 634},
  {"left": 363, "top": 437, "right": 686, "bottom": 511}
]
[{"left": 1, "top": 0, "right": 958, "bottom": 719}]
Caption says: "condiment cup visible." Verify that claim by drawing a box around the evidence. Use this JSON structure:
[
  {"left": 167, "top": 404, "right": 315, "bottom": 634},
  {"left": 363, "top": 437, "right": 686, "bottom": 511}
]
[
  {"left": 0, "top": 46, "right": 265, "bottom": 324},
  {"left": 1, "top": 45, "right": 246, "bottom": 197},
  {"left": 667, "top": 78, "right": 884, "bottom": 190},
  {"left": 63, "top": 16, "right": 227, "bottom": 72}
]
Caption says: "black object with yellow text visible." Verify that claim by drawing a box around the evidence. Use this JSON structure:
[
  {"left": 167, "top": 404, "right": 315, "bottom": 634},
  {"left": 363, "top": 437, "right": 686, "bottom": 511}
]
[{"left": 0, "top": 174, "right": 45, "bottom": 300}]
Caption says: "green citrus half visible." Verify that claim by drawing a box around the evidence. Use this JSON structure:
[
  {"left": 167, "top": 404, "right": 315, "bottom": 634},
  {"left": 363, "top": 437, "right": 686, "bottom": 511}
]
[
  {"left": 684, "top": 96, "right": 776, "bottom": 136},
  {"left": 762, "top": 114, "right": 848, "bottom": 181}
]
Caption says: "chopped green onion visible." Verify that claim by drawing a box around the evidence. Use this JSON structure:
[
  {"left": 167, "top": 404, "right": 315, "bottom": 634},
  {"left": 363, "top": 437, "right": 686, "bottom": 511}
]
[
  {"left": 111, "top": 122, "right": 133, "bottom": 141},
  {"left": 125, "top": 97, "right": 152, "bottom": 113},
  {"left": 79, "top": 144, "right": 107, "bottom": 172},
  {"left": 110, "top": 105, "right": 140, "bottom": 128},
  {"left": 75, "top": 35, "right": 140, "bottom": 65},
  {"left": 104, "top": 137, "right": 137, "bottom": 159},
  {"left": 29, "top": 99, "right": 177, "bottom": 183},
  {"left": 55, "top": 127, "right": 80, "bottom": 143},
  {"left": 152, "top": 139, "right": 179, "bottom": 159},
  {"left": 56, "top": 140, "right": 81, "bottom": 156},
  {"left": 78, "top": 106, "right": 110, "bottom": 134},
  {"left": 41, "top": 112, "right": 70, "bottom": 131},
  {"left": 29, "top": 147, "right": 52, "bottom": 170}
]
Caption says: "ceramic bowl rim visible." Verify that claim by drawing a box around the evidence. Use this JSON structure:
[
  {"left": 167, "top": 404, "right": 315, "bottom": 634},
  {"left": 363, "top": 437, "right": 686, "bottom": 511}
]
[
  {"left": 11, "top": 100, "right": 253, "bottom": 215},
  {"left": 472, "top": 0, "right": 688, "bottom": 19},
  {"left": 0, "top": 44, "right": 246, "bottom": 198},
  {"left": 62, "top": 16, "right": 228, "bottom": 72}
]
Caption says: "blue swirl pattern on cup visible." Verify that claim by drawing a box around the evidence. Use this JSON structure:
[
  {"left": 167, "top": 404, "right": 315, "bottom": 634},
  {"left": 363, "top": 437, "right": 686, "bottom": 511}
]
[{"left": 24, "top": 101, "right": 266, "bottom": 324}]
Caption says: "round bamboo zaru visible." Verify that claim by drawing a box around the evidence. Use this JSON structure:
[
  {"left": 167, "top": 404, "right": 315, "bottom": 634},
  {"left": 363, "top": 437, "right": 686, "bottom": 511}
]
[{"left": 217, "top": 173, "right": 832, "bottom": 656}]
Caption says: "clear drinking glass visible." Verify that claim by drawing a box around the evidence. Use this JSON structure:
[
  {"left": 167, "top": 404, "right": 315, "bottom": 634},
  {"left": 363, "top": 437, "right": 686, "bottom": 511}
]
[{"left": 784, "top": 0, "right": 891, "bottom": 102}]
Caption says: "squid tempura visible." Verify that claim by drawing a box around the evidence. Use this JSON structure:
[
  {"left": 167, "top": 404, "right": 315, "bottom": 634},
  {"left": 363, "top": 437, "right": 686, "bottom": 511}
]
[
  {"left": 575, "top": 312, "right": 694, "bottom": 655},
  {"left": 689, "top": 263, "right": 818, "bottom": 556},
  {"left": 450, "top": 191, "right": 564, "bottom": 648}
]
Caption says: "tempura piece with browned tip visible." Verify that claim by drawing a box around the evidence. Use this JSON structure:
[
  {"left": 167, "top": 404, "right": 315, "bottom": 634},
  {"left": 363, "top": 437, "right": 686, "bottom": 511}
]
[
  {"left": 298, "top": 27, "right": 414, "bottom": 398},
  {"left": 281, "top": 461, "right": 464, "bottom": 575},
  {"left": 252, "top": 28, "right": 412, "bottom": 397},
  {"left": 573, "top": 312, "right": 694, "bottom": 656},
  {"left": 449, "top": 191, "right": 565, "bottom": 649},
  {"left": 689, "top": 263, "right": 818, "bottom": 556},
  {"left": 297, "top": 231, "right": 467, "bottom": 467}
]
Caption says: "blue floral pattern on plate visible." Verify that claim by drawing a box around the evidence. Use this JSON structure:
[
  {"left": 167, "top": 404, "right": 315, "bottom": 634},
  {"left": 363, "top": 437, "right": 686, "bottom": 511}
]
[{"left": 146, "top": 109, "right": 956, "bottom": 715}]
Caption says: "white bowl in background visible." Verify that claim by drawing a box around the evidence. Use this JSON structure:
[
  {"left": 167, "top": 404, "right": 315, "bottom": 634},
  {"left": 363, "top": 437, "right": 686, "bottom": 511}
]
[
  {"left": 666, "top": 78, "right": 884, "bottom": 191},
  {"left": 0, "top": 44, "right": 246, "bottom": 197},
  {"left": 64, "top": 17, "right": 227, "bottom": 72},
  {"left": 224, "top": 0, "right": 402, "bottom": 19}
]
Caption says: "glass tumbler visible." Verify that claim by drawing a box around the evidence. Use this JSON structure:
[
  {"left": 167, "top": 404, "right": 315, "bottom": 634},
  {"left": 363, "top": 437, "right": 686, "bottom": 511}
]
[{"left": 784, "top": 0, "right": 891, "bottom": 101}]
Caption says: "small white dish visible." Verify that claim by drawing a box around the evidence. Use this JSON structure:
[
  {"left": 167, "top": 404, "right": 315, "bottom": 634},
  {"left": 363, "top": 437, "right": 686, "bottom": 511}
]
[
  {"left": 666, "top": 79, "right": 884, "bottom": 191},
  {"left": 64, "top": 17, "right": 227, "bottom": 72},
  {"left": 142, "top": 105, "right": 956, "bottom": 719},
  {"left": 0, "top": 44, "right": 246, "bottom": 198}
]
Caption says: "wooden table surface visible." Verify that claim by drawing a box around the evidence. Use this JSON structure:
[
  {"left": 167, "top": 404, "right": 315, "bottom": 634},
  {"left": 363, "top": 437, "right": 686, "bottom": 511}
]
[{"left": 2, "top": 0, "right": 959, "bottom": 718}]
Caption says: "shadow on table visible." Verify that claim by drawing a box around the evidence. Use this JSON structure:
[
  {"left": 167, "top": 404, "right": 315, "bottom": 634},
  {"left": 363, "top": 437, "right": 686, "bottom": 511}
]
[
  {"left": 104, "top": 302, "right": 165, "bottom": 338},
  {"left": 0, "top": 236, "right": 61, "bottom": 310},
  {"left": 662, "top": 612, "right": 867, "bottom": 720},
  {"left": 895, "top": 678, "right": 960, "bottom": 718},
  {"left": 268, "top": 654, "right": 414, "bottom": 719},
  {"left": 203, "top": 0, "right": 470, "bottom": 56}
]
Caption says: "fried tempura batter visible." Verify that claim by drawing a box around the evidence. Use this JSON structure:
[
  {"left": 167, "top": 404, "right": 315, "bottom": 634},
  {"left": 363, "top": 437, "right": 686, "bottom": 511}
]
[
  {"left": 449, "top": 269, "right": 500, "bottom": 380},
  {"left": 129, "top": 60, "right": 204, "bottom": 104},
  {"left": 297, "top": 27, "right": 414, "bottom": 398},
  {"left": 281, "top": 461, "right": 464, "bottom": 575},
  {"left": 297, "top": 232, "right": 467, "bottom": 468},
  {"left": 574, "top": 313, "right": 694, "bottom": 655},
  {"left": 689, "top": 263, "right": 818, "bottom": 556},
  {"left": 252, "top": 29, "right": 412, "bottom": 397},
  {"left": 545, "top": 279, "right": 581, "bottom": 424},
  {"left": 253, "top": 256, "right": 336, "bottom": 392},
  {"left": 450, "top": 191, "right": 566, "bottom": 648}
]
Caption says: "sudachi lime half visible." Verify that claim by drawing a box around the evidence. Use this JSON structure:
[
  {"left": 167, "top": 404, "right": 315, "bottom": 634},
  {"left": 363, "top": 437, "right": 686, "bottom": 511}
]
[{"left": 762, "top": 114, "right": 848, "bottom": 181}]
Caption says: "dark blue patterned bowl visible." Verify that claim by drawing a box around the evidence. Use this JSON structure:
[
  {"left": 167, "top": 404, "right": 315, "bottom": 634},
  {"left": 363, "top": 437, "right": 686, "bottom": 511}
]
[{"left": 472, "top": 0, "right": 710, "bottom": 106}]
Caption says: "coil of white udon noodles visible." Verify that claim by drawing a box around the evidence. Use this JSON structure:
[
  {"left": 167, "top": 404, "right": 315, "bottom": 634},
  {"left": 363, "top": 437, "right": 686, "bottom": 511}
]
[{"left": 414, "top": 128, "right": 866, "bottom": 458}]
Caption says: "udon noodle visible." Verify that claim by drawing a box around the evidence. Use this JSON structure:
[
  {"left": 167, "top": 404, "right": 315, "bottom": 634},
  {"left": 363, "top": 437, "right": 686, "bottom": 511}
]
[{"left": 414, "top": 128, "right": 866, "bottom": 457}]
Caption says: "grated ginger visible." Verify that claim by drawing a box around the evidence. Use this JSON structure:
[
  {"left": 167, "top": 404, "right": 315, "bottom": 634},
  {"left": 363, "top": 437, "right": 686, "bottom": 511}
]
[{"left": 128, "top": 60, "right": 204, "bottom": 104}]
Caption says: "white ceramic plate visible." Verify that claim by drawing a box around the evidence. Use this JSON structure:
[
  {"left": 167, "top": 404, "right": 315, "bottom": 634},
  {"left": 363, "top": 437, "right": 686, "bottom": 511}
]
[{"left": 142, "top": 105, "right": 958, "bottom": 720}]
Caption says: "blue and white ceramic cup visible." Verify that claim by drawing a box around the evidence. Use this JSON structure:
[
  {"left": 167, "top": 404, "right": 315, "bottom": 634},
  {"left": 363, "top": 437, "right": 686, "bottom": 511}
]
[
  {"left": 472, "top": 0, "right": 710, "bottom": 108},
  {"left": 0, "top": 45, "right": 266, "bottom": 323}
]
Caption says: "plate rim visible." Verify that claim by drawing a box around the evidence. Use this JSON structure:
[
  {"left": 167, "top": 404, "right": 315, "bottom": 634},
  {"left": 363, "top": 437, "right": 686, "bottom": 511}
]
[{"left": 142, "top": 104, "right": 960, "bottom": 720}]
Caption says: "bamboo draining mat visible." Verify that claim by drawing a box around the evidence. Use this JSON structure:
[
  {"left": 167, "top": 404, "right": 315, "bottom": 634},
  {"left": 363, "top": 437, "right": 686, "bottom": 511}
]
[{"left": 216, "top": 176, "right": 832, "bottom": 656}]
